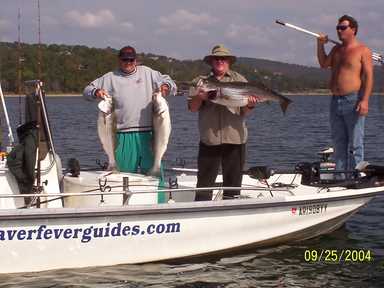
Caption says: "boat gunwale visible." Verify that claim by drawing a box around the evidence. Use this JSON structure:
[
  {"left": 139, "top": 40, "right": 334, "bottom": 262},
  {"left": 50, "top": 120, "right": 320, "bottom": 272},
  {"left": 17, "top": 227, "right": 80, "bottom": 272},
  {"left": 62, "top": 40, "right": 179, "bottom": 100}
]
[{"left": 0, "top": 188, "right": 382, "bottom": 220}]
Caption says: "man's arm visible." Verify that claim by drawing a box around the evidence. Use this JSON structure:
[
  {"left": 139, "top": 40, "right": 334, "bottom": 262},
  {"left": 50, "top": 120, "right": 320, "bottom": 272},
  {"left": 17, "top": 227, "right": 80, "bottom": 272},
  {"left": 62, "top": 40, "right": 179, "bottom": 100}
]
[
  {"left": 356, "top": 47, "right": 374, "bottom": 116},
  {"left": 83, "top": 74, "right": 108, "bottom": 101},
  {"left": 152, "top": 69, "right": 177, "bottom": 97},
  {"left": 188, "top": 86, "right": 207, "bottom": 112},
  {"left": 187, "top": 78, "right": 208, "bottom": 112},
  {"left": 241, "top": 96, "right": 258, "bottom": 116},
  {"left": 317, "top": 34, "right": 335, "bottom": 68}
]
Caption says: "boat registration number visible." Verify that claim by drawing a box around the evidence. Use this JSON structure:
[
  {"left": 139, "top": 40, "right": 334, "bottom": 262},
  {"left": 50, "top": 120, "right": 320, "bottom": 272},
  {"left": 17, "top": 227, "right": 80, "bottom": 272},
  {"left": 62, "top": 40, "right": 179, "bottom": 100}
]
[{"left": 291, "top": 203, "right": 327, "bottom": 216}]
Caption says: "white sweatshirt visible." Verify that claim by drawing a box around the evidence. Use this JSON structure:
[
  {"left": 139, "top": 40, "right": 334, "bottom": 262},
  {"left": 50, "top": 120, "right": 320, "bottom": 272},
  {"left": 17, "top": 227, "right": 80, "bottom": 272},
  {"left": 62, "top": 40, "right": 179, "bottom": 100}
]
[{"left": 83, "top": 65, "right": 176, "bottom": 132}]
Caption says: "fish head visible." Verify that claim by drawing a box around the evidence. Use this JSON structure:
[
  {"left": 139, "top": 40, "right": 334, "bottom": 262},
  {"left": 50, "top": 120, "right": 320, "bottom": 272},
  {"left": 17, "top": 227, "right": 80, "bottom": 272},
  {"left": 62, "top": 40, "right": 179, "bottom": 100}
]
[
  {"left": 198, "top": 80, "right": 219, "bottom": 100},
  {"left": 98, "top": 99, "right": 113, "bottom": 115},
  {"left": 207, "top": 90, "right": 218, "bottom": 100}
]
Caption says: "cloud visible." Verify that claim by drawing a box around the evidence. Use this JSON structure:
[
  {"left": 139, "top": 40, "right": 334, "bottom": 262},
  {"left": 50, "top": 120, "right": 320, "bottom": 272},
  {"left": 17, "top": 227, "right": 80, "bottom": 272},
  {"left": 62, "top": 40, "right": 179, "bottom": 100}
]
[
  {"left": 225, "top": 23, "right": 276, "bottom": 46},
  {"left": 158, "top": 9, "right": 218, "bottom": 33},
  {"left": 121, "top": 21, "right": 134, "bottom": 30},
  {"left": 0, "top": 19, "right": 11, "bottom": 41},
  {"left": 368, "top": 38, "right": 384, "bottom": 53},
  {"left": 0, "top": 19, "right": 10, "bottom": 31},
  {"left": 2, "top": 0, "right": 383, "bottom": 66},
  {"left": 64, "top": 9, "right": 116, "bottom": 28},
  {"left": 310, "top": 14, "right": 339, "bottom": 28}
]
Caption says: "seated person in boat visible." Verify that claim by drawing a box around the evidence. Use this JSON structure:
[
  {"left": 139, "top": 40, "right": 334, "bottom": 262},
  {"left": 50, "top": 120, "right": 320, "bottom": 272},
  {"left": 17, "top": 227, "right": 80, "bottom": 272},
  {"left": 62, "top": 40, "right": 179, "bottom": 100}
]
[
  {"left": 83, "top": 45, "right": 176, "bottom": 177},
  {"left": 188, "top": 44, "right": 258, "bottom": 200}
]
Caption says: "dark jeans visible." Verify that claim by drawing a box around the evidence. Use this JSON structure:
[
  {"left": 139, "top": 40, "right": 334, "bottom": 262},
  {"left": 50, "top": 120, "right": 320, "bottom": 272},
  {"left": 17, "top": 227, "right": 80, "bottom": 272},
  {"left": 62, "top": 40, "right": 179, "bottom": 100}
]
[
  {"left": 195, "top": 142, "right": 246, "bottom": 201},
  {"left": 330, "top": 93, "right": 365, "bottom": 172}
]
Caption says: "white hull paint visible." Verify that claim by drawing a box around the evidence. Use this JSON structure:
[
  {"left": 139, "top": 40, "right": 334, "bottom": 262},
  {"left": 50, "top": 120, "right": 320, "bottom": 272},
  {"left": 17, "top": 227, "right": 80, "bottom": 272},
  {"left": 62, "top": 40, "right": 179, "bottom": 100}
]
[
  {"left": 0, "top": 175, "right": 381, "bottom": 273},
  {"left": 2, "top": 80, "right": 383, "bottom": 274}
]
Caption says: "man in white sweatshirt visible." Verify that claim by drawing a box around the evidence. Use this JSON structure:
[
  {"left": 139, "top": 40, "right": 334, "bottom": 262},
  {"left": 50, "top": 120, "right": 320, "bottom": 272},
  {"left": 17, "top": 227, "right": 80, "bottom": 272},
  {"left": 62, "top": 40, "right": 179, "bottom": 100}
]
[{"left": 83, "top": 46, "right": 176, "bottom": 176}]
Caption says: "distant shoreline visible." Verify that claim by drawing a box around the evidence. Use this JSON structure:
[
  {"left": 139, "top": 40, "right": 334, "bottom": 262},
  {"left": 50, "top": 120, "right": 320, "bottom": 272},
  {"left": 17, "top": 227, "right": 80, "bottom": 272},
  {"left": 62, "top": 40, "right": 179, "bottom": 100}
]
[
  {"left": 282, "top": 92, "right": 331, "bottom": 96},
  {"left": 4, "top": 93, "right": 82, "bottom": 97},
  {"left": 4, "top": 92, "right": 384, "bottom": 97},
  {"left": 283, "top": 92, "right": 384, "bottom": 96}
]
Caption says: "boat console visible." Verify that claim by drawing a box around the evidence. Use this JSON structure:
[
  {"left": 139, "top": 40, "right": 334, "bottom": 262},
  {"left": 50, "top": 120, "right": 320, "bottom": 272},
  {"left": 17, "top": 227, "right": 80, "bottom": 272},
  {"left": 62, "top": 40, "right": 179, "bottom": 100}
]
[{"left": 245, "top": 146, "right": 384, "bottom": 189}]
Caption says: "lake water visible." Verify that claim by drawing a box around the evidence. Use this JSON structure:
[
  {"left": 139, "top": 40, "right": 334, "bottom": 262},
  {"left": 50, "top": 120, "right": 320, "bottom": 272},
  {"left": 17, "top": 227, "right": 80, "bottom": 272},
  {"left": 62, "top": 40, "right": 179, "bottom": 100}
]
[{"left": 1, "top": 95, "right": 384, "bottom": 287}]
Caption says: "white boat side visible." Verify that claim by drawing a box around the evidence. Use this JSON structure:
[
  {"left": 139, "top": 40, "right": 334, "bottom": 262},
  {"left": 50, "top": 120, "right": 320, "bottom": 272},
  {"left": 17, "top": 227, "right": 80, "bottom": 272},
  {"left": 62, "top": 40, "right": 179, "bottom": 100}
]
[
  {"left": 0, "top": 170, "right": 383, "bottom": 274},
  {"left": 1, "top": 80, "right": 384, "bottom": 274}
]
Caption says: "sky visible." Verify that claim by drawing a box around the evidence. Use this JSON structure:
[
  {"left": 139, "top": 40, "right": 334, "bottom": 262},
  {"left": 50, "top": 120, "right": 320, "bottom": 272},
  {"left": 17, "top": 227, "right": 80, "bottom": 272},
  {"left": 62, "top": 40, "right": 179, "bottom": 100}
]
[{"left": 0, "top": 0, "right": 383, "bottom": 66}]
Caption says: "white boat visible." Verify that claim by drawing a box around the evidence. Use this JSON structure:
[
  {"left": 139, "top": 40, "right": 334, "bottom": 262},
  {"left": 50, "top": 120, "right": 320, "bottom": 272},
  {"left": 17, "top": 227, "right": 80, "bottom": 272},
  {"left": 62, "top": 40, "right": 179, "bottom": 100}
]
[{"left": 1, "top": 81, "right": 384, "bottom": 274}]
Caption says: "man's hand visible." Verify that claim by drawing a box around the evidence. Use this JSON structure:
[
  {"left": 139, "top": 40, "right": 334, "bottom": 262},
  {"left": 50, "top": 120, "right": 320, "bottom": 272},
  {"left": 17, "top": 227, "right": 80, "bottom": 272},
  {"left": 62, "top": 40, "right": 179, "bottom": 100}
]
[
  {"left": 94, "top": 88, "right": 109, "bottom": 99},
  {"left": 160, "top": 84, "right": 170, "bottom": 97},
  {"left": 356, "top": 100, "right": 369, "bottom": 116},
  {"left": 317, "top": 33, "right": 328, "bottom": 45},
  {"left": 247, "top": 95, "right": 260, "bottom": 108},
  {"left": 188, "top": 86, "right": 208, "bottom": 112},
  {"left": 196, "top": 87, "right": 209, "bottom": 100}
]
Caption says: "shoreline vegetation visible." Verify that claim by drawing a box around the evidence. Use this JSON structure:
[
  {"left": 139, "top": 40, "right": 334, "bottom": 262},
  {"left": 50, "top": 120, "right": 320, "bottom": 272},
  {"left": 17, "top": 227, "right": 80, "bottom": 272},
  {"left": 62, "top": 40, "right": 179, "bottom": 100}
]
[
  {"left": 4, "top": 92, "right": 384, "bottom": 97},
  {"left": 1, "top": 42, "right": 383, "bottom": 95},
  {"left": 4, "top": 93, "right": 82, "bottom": 97}
]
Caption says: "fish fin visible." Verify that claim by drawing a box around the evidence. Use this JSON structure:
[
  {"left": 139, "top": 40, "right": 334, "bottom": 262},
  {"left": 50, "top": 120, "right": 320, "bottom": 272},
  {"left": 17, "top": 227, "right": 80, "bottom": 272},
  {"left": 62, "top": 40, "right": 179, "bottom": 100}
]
[
  {"left": 147, "top": 168, "right": 161, "bottom": 177},
  {"left": 226, "top": 106, "right": 240, "bottom": 115},
  {"left": 106, "top": 164, "right": 119, "bottom": 172},
  {"left": 280, "top": 98, "right": 293, "bottom": 114}
]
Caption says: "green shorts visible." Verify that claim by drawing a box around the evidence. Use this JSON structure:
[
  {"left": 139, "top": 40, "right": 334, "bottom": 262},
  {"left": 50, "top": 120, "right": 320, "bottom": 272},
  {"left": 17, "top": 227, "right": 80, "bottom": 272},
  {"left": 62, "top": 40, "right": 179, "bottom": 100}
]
[{"left": 115, "top": 131, "right": 166, "bottom": 203}]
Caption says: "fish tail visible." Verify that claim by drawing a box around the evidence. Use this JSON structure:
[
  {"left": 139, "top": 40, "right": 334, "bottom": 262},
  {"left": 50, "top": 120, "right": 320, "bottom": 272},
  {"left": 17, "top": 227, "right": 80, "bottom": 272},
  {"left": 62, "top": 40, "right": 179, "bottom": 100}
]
[
  {"left": 147, "top": 166, "right": 161, "bottom": 177},
  {"left": 280, "top": 98, "right": 293, "bottom": 114}
]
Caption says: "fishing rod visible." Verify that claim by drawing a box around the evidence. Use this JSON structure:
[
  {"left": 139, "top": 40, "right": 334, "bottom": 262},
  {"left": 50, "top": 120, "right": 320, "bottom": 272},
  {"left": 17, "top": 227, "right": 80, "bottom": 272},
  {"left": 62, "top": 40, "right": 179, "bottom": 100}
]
[
  {"left": 0, "top": 83, "right": 15, "bottom": 148},
  {"left": 37, "top": 0, "right": 42, "bottom": 80},
  {"left": 17, "top": 7, "right": 23, "bottom": 125},
  {"left": 276, "top": 20, "right": 383, "bottom": 64}
]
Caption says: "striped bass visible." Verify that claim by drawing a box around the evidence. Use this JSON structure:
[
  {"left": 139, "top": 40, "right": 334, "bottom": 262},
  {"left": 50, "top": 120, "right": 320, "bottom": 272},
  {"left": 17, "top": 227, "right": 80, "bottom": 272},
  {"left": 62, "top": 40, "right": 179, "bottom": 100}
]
[
  {"left": 147, "top": 92, "right": 171, "bottom": 177},
  {"left": 97, "top": 95, "right": 117, "bottom": 171},
  {"left": 197, "top": 80, "right": 292, "bottom": 113}
]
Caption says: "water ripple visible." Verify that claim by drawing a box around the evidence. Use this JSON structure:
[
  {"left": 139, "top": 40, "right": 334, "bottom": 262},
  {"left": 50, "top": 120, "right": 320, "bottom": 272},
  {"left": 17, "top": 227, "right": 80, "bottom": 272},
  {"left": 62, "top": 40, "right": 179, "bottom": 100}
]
[{"left": 1, "top": 95, "right": 384, "bottom": 286}]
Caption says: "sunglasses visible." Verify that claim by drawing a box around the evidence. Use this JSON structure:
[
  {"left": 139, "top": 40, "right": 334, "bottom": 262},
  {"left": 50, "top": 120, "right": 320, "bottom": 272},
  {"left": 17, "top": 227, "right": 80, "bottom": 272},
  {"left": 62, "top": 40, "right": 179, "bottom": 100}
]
[
  {"left": 212, "top": 57, "right": 229, "bottom": 61},
  {"left": 120, "top": 58, "right": 135, "bottom": 63},
  {"left": 336, "top": 25, "right": 349, "bottom": 31}
]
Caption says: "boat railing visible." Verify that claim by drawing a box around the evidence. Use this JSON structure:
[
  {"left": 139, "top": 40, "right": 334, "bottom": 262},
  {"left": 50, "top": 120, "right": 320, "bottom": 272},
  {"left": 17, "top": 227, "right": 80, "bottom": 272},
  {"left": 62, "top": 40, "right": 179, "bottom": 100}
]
[{"left": 0, "top": 185, "right": 292, "bottom": 200}]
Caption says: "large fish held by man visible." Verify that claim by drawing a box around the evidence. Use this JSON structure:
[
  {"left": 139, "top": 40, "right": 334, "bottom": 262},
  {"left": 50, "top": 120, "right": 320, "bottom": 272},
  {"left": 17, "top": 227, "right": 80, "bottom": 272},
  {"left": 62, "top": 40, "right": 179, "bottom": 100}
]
[
  {"left": 147, "top": 91, "right": 171, "bottom": 177},
  {"left": 97, "top": 95, "right": 117, "bottom": 171},
  {"left": 190, "top": 79, "right": 292, "bottom": 113}
]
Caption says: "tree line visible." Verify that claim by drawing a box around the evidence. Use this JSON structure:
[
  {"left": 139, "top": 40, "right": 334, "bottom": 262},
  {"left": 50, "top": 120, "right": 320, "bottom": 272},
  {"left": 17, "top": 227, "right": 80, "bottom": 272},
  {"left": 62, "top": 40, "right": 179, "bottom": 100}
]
[{"left": 1, "top": 41, "right": 380, "bottom": 94}]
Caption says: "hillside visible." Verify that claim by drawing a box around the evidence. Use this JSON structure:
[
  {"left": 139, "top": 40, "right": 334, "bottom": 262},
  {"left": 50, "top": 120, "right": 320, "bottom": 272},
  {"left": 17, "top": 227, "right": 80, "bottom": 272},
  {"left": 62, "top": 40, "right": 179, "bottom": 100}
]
[
  {"left": 237, "top": 57, "right": 329, "bottom": 91},
  {"left": 237, "top": 57, "right": 383, "bottom": 92},
  {"left": 0, "top": 41, "right": 382, "bottom": 93}
]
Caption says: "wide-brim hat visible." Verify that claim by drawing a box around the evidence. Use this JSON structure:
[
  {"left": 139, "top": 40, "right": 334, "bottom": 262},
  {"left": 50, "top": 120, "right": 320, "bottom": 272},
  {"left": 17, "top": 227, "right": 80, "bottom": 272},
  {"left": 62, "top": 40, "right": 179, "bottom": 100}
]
[{"left": 203, "top": 44, "right": 236, "bottom": 64}]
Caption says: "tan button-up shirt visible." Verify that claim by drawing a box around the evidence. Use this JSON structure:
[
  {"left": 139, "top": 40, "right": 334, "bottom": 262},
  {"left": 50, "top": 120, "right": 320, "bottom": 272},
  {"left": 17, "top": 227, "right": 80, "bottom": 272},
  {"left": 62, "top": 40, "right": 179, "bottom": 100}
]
[{"left": 191, "top": 70, "right": 248, "bottom": 146}]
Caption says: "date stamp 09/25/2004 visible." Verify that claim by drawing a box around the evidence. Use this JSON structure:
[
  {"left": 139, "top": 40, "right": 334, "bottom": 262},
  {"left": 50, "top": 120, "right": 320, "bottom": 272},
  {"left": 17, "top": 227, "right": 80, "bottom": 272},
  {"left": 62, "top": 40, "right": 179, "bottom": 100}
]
[{"left": 303, "top": 249, "right": 379, "bottom": 264}]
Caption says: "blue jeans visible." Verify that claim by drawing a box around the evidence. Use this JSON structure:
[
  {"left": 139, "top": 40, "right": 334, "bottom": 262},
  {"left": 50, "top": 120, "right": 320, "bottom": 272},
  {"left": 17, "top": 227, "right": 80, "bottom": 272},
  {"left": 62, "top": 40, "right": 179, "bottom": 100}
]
[{"left": 330, "top": 92, "right": 365, "bottom": 172}]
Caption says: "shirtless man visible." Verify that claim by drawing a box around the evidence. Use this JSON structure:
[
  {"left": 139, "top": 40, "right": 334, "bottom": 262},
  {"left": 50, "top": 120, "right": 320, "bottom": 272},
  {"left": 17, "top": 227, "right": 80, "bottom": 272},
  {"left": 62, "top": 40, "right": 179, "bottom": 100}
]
[{"left": 317, "top": 15, "right": 373, "bottom": 174}]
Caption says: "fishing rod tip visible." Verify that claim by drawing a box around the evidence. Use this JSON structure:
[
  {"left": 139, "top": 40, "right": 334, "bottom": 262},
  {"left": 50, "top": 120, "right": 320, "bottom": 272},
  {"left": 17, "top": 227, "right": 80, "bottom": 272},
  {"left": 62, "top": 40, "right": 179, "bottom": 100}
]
[{"left": 275, "top": 20, "right": 284, "bottom": 25}]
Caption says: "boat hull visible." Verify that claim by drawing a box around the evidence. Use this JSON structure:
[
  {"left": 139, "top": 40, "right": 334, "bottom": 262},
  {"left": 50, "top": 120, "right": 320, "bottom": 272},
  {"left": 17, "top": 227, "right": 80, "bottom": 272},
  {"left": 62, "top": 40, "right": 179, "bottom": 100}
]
[{"left": 0, "top": 191, "right": 376, "bottom": 274}]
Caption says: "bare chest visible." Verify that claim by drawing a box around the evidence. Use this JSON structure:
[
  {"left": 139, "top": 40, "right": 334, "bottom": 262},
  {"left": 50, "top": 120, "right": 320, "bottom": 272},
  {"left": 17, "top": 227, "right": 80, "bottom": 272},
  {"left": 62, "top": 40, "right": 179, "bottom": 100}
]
[{"left": 333, "top": 47, "right": 362, "bottom": 70}]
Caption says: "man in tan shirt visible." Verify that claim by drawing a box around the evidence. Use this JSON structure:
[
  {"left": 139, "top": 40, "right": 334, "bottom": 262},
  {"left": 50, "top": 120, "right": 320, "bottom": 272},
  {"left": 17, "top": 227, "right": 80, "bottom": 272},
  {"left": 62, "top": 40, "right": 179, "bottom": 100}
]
[
  {"left": 317, "top": 15, "right": 373, "bottom": 174},
  {"left": 188, "top": 44, "right": 257, "bottom": 200}
]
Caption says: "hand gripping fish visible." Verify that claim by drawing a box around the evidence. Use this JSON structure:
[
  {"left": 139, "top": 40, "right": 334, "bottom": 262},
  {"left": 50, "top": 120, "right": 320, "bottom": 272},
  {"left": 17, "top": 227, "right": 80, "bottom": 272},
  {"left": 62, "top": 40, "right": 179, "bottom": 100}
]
[
  {"left": 193, "top": 79, "right": 292, "bottom": 114},
  {"left": 97, "top": 94, "right": 117, "bottom": 171},
  {"left": 147, "top": 91, "right": 171, "bottom": 177}
]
